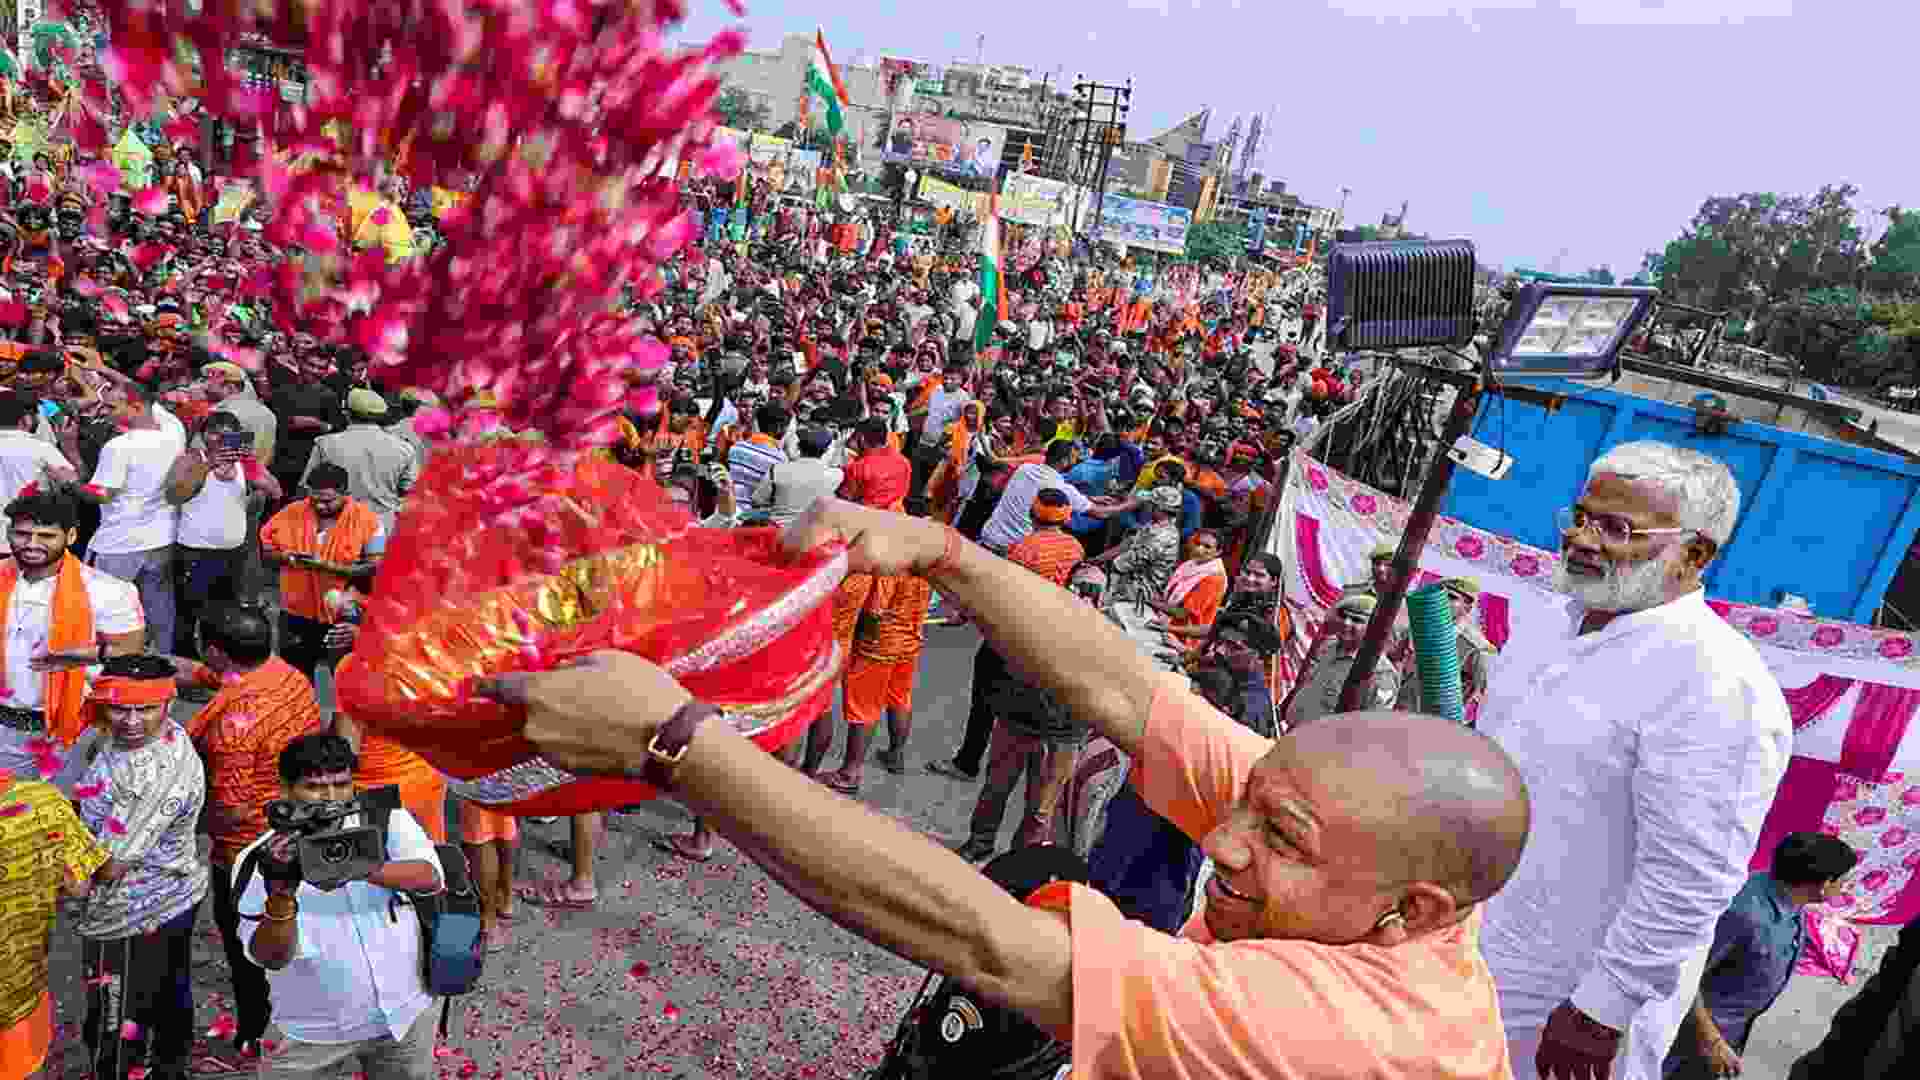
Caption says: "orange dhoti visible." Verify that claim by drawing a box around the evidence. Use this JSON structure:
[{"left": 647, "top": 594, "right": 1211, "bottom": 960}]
[
  {"left": 460, "top": 801, "right": 519, "bottom": 845},
  {"left": 841, "top": 654, "right": 917, "bottom": 727}
]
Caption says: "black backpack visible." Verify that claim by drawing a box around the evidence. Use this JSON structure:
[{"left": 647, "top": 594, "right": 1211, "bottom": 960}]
[{"left": 868, "top": 847, "right": 1084, "bottom": 1080}]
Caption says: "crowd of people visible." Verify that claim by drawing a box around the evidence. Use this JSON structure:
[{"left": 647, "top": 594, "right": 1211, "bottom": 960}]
[{"left": 0, "top": 94, "right": 1913, "bottom": 1080}]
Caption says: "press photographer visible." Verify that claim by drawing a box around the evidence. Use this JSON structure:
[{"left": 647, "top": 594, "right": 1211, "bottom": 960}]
[{"left": 237, "top": 733, "right": 445, "bottom": 1080}]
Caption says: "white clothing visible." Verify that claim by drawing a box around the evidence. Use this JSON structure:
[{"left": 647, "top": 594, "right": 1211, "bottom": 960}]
[
  {"left": 752, "top": 457, "right": 845, "bottom": 528},
  {"left": 88, "top": 427, "right": 185, "bottom": 555},
  {"left": 151, "top": 404, "right": 187, "bottom": 444},
  {"left": 1476, "top": 588, "right": 1790, "bottom": 1080},
  {"left": 980, "top": 463, "right": 1093, "bottom": 552},
  {"left": 0, "top": 429, "right": 72, "bottom": 534},
  {"left": 951, "top": 300, "right": 979, "bottom": 344},
  {"left": 177, "top": 464, "right": 249, "bottom": 549},
  {"left": 1027, "top": 319, "right": 1053, "bottom": 353},
  {"left": 237, "top": 808, "right": 444, "bottom": 1044},
  {"left": 920, "top": 386, "right": 974, "bottom": 449},
  {"left": 0, "top": 561, "right": 143, "bottom": 790}
]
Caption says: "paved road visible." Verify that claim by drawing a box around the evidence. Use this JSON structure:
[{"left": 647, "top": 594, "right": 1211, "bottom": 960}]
[
  {"left": 41, "top": 619, "right": 1893, "bottom": 1078},
  {"left": 45, "top": 627, "right": 998, "bottom": 1080}
]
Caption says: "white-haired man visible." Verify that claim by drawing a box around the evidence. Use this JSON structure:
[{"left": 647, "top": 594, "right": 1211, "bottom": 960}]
[{"left": 1476, "top": 441, "right": 1790, "bottom": 1080}]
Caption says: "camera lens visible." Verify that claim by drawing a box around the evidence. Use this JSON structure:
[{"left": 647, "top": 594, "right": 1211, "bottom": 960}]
[{"left": 316, "top": 838, "right": 354, "bottom": 866}]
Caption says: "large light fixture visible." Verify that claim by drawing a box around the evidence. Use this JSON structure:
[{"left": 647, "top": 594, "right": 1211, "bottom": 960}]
[
  {"left": 1325, "top": 239, "right": 1479, "bottom": 351},
  {"left": 1488, "top": 283, "right": 1659, "bottom": 379}
]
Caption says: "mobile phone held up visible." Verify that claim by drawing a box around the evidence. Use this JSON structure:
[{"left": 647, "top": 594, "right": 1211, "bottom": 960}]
[{"left": 215, "top": 430, "right": 252, "bottom": 454}]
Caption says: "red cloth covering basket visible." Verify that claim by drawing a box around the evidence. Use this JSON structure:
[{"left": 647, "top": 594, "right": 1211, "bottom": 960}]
[{"left": 335, "top": 444, "right": 847, "bottom": 816}]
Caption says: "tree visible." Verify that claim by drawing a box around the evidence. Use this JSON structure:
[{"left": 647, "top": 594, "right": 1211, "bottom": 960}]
[
  {"left": 1866, "top": 207, "right": 1920, "bottom": 299},
  {"left": 1185, "top": 220, "right": 1249, "bottom": 264},
  {"left": 1658, "top": 186, "right": 1870, "bottom": 317},
  {"left": 712, "top": 87, "right": 770, "bottom": 132},
  {"left": 1763, "top": 286, "right": 1876, "bottom": 383}
]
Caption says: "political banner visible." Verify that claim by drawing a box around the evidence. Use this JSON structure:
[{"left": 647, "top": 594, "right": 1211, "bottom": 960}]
[
  {"left": 1095, "top": 194, "right": 1190, "bottom": 256},
  {"left": 918, "top": 174, "right": 985, "bottom": 216},
  {"left": 212, "top": 179, "right": 256, "bottom": 224},
  {"left": 1248, "top": 206, "right": 1268, "bottom": 258},
  {"left": 1000, "top": 173, "right": 1074, "bottom": 227},
  {"left": 880, "top": 112, "right": 1004, "bottom": 180}
]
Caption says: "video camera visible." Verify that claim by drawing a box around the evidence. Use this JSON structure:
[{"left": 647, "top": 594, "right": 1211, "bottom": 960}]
[{"left": 262, "top": 786, "right": 398, "bottom": 891}]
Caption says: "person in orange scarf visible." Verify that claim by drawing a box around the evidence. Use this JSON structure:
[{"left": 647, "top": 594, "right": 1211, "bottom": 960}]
[
  {"left": 260, "top": 462, "right": 384, "bottom": 682},
  {"left": 818, "top": 500, "right": 936, "bottom": 795},
  {"left": 0, "top": 488, "right": 144, "bottom": 786},
  {"left": 1145, "top": 529, "right": 1230, "bottom": 652},
  {"left": 926, "top": 401, "right": 985, "bottom": 522}
]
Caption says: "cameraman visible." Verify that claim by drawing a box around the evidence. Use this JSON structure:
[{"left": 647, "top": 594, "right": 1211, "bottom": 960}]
[{"left": 238, "top": 734, "right": 444, "bottom": 1080}]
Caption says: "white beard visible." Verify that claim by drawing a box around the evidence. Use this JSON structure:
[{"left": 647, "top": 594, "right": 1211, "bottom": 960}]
[{"left": 1554, "top": 548, "right": 1675, "bottom": 614}]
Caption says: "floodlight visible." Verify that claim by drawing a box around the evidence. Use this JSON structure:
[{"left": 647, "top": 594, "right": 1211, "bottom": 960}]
[
  {"left": 1488, "top": 283, "right": 1658, "bottom": 379},
  {"left": 1325, "top": 239, "right": 1478, "bottom": 351}
]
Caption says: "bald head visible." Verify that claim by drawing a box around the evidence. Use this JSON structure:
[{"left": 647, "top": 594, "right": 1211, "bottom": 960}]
[{"left": 1281, "top": 710, "right": 1530, "bottom": 905}]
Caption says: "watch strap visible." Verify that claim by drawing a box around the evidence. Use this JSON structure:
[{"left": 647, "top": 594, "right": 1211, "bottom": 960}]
[{"left": 641, "top": 700, "right": 721, "bottom": 790}]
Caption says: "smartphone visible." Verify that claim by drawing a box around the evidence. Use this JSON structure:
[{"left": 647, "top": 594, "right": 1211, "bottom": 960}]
[{"left": 214, "top": 430, "right": 252, "bottom": 454}]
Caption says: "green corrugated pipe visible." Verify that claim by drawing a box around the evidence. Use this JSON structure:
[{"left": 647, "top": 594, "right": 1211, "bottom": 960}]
[{"left": 1405, "top": 584, "right": 1465, "bottom": 725}]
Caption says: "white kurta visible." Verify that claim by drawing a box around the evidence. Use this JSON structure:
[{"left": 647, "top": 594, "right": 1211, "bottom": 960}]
[{"left": 1475, "top": 588, "right": 1790, "bottom": 1080}]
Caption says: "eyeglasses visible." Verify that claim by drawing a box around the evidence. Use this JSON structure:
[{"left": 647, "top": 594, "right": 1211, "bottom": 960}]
[{"left": 1556, "top": 506, "right": 1696, "bottom": 546}]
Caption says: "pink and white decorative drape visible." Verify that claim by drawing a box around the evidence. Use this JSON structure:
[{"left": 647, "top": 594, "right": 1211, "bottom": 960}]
[{"left": 1268, "top": 451, "right": 1920, "bottom": 981}]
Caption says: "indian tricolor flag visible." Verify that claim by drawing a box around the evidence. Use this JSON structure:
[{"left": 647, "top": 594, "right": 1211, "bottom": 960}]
[
  {"left": 973, "top": 189, "right": 1009, "bottom": 354},
  {"left": 806, "top": 29, "right": 849, "bottom": 137}
]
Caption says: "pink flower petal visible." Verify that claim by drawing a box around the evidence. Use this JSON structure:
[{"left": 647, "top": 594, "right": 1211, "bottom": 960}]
[
  {"left": 79, "top": 161, "right": 124, "bottom": 198},
  {"left": 106, "top": 817, "right": 129, "bottom": 836},
  {"left": 131, "top": 187, "right": 170, "bottom": 215},
  {"left": 120, "top": 1020, "right": 142, "bottom": 1040},
  {"left": 0, "top": 803, "right": 26, "bottom": 819},
  {"left": 73, "top": 781, "right": 107, "bottom": 799}
]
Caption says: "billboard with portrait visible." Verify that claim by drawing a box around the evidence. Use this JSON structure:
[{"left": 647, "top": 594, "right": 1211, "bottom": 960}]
[
  {"left": 1000, "top": 174, "right": 1077, "bottom": 228},
  {"left": 880, "top": 112, "right": 1005, "bottom": 179},
  {"left": 1095, "top": 194, "right": 1191, "bottom": 256}
]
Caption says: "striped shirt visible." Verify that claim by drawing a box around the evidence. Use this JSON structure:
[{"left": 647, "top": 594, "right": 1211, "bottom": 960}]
[
  {"left": 1006, "top": 528, "right": 1085, "bottom": 588},
  {"left": 727, "top": 434, "right": 788, "bottom": 506}
]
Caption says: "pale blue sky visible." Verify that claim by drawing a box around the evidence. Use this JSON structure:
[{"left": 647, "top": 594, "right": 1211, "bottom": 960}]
[{"left": 675, "top": 1, "right": 1911, "bottom": 275}]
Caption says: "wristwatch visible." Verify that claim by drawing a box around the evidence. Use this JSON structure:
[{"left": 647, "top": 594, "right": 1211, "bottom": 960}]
[{"left": 640, "top": 700, "right": 722, "bottom": 790}]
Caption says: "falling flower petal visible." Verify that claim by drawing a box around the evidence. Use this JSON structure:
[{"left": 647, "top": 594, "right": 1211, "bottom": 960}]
[
  {"left": 120, "top": 1020, "right": 142, "bottom": 1040},
  {"left": 129, "top": 243, "right": 172, "bottom": 272},
  {"left": 78, "top": 161, "right": 124, "bottom": 197},
  {"left": 106, "top": 817, "right": 128, "bottom": 836},
  {"left": 131, "top": 186, "right": 170, "bottom": 215},
  {"left": 0, "top": 803, "right": 25, "bottom": 819},
  {"left": 73, "top": 781, "right": 107, "bottom": 799},
  {"left": 207, "top": 1014, "right": 238, "bottom": 1040}
]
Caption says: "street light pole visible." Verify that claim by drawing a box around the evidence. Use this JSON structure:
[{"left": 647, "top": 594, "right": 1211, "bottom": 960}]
[{"left": 1070, "top": 74, "right": 1131, "bottom": 249}]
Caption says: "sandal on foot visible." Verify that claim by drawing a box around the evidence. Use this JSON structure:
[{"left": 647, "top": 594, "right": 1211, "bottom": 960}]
[
  {"left": 926, "top": 759, "right": 978, "bottom": 782},
  {"left": 652, "top": 834, "right": 715, "bottom": 863},
  {"left": 516, "top": 879, "right": 598, "bottom": 909},
  {"left": 876, "top": 750, "right": 908, "bottom": 775},
  {"left": 822, "top": 771, "right": 862, "bottom": 795}
]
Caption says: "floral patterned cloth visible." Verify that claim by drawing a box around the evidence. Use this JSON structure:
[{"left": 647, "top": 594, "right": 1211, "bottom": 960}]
[
  {"left": 73, "top": 721, "right": 209, "bottom": 940},
  {"left": 1798, "top": 769, "right": 1920, "bottom": 980}
]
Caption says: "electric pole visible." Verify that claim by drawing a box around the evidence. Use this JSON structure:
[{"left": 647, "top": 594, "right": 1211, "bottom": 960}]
[{"left": 1066, "top": 74, "right": 1131, "bottom": 246}]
